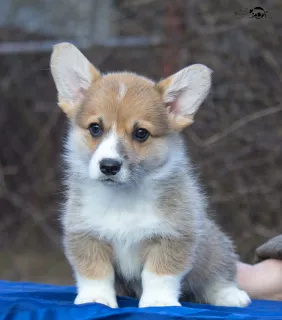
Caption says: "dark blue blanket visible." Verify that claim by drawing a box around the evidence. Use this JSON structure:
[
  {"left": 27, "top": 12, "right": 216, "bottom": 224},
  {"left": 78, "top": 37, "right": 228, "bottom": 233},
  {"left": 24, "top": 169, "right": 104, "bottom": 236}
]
[{"left": 1, "top": 281, "right": 282, "bottom": 319}]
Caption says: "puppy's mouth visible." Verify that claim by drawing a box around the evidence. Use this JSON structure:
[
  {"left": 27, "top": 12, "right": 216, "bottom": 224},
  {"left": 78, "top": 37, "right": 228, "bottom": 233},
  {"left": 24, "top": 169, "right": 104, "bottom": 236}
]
[{"left": 100, "top": 177, "right": 123, "bottom": 186}]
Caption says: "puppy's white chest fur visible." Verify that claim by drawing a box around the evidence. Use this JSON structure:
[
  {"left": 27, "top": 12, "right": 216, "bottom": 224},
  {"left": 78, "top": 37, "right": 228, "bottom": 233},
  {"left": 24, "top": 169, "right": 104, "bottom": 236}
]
[
  {"left": 113, "top": 242, "right": 142, "bottom": 280},
  {"left": 67, "top": 184, "right": 173, "bottom": 280}
]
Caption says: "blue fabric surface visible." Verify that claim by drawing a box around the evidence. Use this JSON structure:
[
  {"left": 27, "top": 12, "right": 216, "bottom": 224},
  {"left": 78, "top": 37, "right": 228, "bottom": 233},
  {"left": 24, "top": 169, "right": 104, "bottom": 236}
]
[{"left": 0, "top": 281, "right": 282, "bottom": 319}]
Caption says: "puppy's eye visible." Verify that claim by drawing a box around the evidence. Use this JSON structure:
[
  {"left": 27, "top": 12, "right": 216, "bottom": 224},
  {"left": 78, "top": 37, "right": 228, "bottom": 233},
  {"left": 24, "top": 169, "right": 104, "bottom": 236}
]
[
  {"left": 133, "top": 128, "right": 149, "bottom": 142},
  {"left": 89, "top": 123, "right": 103, "bottom": 137}
]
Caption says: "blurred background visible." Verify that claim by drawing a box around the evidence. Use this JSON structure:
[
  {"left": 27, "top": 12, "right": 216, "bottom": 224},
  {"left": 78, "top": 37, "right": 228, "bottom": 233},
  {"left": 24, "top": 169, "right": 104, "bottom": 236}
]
[{"left": 0, "top": 0, "right": 281, "bottom": 285}]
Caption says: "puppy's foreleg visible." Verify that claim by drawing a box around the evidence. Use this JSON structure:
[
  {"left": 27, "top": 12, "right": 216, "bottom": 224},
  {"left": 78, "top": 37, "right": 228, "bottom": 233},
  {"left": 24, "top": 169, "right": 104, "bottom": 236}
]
[
  {"left": 64, "top": 233, "right": 118, "bottom": 308},
  {"left": 139, "top": 237, "right": 193, "bottom": 308}
]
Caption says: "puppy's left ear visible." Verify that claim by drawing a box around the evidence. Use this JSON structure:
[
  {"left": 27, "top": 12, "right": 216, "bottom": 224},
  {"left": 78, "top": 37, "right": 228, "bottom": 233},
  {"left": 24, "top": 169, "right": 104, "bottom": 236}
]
[{"left": 157, "top": 64, "right": 212, "bottom": 131}]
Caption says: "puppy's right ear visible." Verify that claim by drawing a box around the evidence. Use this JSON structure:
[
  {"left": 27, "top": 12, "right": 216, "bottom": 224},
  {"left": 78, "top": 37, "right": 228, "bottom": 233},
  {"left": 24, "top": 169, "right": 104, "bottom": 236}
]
[{"left": 50, "top": 42, "right": 101, "bottom": 117}]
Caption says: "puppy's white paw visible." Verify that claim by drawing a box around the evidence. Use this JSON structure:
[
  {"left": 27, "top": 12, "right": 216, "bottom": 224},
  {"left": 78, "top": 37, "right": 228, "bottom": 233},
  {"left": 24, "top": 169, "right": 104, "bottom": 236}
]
[
  {"left": 139, "top": 270, "right": 183, "bottom": 308},
  {"left": 210, "top": 286, "right": 251, "bottom": 307},
  {"left": 74, "top": 274, "right": 118, "bottom": 308},
  {"left": 74, "top": 292, "right": 118, "bottom": 308}
]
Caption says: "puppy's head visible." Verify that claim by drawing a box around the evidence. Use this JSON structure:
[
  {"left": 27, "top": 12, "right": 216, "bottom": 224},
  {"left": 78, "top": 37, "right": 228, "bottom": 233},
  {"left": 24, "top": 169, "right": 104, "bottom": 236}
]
[{"left": 50, "top": 43, "right": 212, "bottom": 186}]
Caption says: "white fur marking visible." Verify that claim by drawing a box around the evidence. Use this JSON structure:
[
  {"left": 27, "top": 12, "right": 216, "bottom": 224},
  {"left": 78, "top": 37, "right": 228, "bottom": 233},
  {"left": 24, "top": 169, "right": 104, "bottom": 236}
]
[
  {"left": 65, "top": 182, "right": 176, "bottom": 240},
  {"left": 205, "top": 283, "right": 251, "bottom": 307},
  {"left": 89, "top": 130, "right": 120, "bottom": 179},
  {"left": 139, "top": 270, "right": 182, "bottom": 307},
  {"left": 74, "top": 273, "right": 118, "bottom": 308},
  {"left": 113, "top": 242, "right": 142, "bottom": 280},
  {"left": 118, "top": 82, "right": 127, "bottom": 101}
]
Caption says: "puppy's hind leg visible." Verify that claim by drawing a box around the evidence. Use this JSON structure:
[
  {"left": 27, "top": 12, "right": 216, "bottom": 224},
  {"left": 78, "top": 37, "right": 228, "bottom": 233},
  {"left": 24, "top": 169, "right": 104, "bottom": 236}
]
[
  {"left": 197, "top": 219, "right": 251, "bottom": 307},
  {"left": 204, "top": 281, "right": 251, "bottom": 307}
]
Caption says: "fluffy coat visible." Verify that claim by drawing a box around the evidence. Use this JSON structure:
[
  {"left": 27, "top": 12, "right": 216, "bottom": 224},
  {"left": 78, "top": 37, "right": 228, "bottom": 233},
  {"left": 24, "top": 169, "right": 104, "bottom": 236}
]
[{"left": 50, "top": 43, "right": 250, "bottom": 308}]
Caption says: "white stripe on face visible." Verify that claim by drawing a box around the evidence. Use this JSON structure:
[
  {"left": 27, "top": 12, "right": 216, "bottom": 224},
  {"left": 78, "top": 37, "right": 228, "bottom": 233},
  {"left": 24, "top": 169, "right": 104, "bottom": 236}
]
[
  {"left": 89, "top": 130, "right": 121, "bottom": 179},
  {"left": 118, "top": 82, "right": 127, "bottom": 102}
]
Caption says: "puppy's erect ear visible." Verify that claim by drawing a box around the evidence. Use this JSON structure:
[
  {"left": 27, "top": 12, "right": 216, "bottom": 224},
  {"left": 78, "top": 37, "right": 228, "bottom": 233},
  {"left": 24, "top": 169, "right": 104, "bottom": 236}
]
[
  {"left": 50, "top": 42, "right": 101, "bottom": 117},
  {"left": 157, "top": 64, "right": 212, "bottom": 131}
]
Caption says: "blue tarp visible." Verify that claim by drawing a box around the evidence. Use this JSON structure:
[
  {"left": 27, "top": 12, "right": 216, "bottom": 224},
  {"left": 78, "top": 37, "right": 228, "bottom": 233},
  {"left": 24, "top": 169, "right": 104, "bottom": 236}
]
[{"left": 0, "top": 280, "right": 282, "bottom": 319}]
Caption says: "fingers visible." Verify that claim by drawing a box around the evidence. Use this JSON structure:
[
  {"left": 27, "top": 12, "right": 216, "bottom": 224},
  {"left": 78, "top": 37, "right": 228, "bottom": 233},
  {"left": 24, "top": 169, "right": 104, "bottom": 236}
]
[{"left": 255, "top": 235, "right": 282, "bottom": 262}]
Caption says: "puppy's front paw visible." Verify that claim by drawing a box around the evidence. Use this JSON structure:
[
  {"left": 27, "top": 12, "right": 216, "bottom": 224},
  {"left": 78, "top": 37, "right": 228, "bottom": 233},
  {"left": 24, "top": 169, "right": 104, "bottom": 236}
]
[
  {"left": 139, "top": 294, "right": 181, "bottom": 308},
  {"left": 74, "top": 292, "right": 118, "bottom": 308},
  {"left": 210, "top": 286, "right": 251, "bottom": 307}
]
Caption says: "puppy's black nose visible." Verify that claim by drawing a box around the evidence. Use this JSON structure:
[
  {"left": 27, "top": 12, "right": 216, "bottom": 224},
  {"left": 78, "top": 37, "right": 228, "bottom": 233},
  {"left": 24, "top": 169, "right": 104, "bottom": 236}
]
[{"left": 100, "top": 158, "right": 122, "bottom": 176}]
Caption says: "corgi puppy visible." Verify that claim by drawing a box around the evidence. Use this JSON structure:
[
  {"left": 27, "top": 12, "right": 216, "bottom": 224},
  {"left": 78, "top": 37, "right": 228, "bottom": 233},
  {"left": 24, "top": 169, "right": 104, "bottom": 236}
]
[{"left": 50, "top": 43, "right": 250, "bottom": 308}]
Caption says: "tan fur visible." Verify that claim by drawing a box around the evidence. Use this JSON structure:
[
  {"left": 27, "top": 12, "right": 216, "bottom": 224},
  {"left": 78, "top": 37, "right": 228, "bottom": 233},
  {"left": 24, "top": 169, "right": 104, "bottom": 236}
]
[
  {"left": 168, "top": 114, "right": 194, "bottom": 131},
  {"left": 74, "top": 126, "right": 102, "bottom": 151},
  {"left": 58, "top": 101, "right": 76, "bottom": 117},
  {"left": 89, "top": 64, "right": 102, "bottom": 82},
  {"left": 156, "top": 76, "right": 173, "bottom": 94},
  {"left": 65, "top": 232, "right": 113, "bottom": 279},
  {"left": 78, "top": 73, "right": 168, "bottom": 133},
  {"left": 142, "top": 237, "right": 192, "bottom": 275},
  {"left": 75, "top": 72, "right": 170, "bottom": 163}
]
